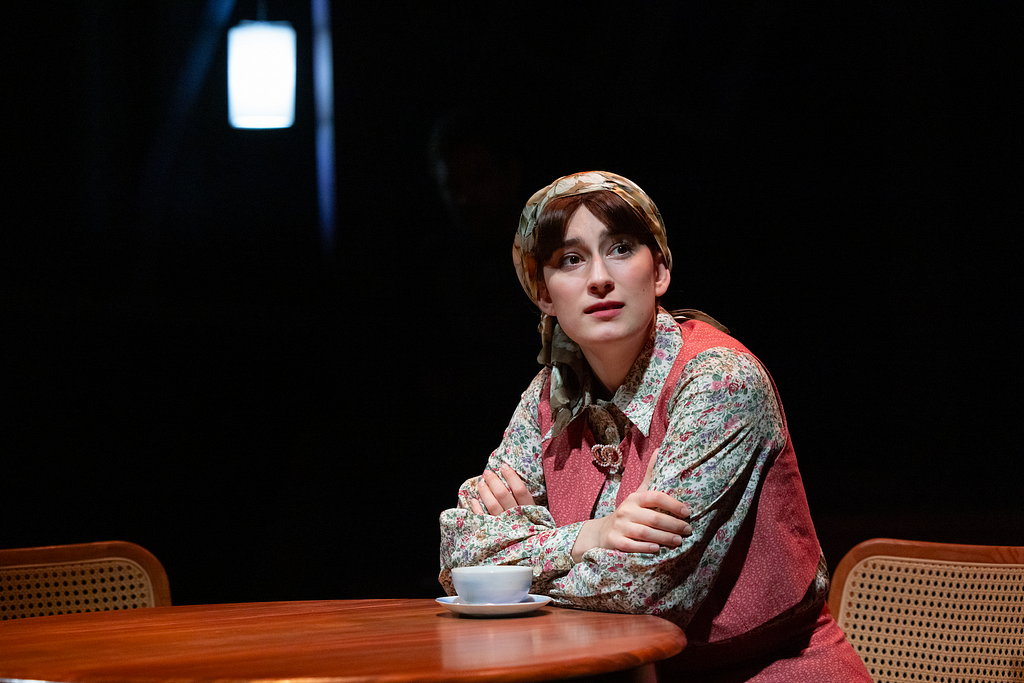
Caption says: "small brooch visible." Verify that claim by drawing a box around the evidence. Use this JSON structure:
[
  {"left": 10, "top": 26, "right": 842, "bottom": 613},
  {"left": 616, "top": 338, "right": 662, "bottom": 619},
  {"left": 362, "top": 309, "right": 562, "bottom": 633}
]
[{"left": 591, "top": 444, "right": 624, "bottom": 475}]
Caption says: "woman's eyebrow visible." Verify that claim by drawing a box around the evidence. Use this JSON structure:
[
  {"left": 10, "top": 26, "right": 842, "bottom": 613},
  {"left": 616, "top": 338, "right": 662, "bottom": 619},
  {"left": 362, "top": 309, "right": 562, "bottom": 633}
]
[{"left": 558, "top": 228, "right": 614, "bottom": 250}]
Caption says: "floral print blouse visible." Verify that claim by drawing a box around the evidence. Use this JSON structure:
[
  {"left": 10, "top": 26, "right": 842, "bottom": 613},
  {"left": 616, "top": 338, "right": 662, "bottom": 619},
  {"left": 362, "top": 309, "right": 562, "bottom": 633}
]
[{"left": 438, "top": 312, "right": 802, "bottom": 628}]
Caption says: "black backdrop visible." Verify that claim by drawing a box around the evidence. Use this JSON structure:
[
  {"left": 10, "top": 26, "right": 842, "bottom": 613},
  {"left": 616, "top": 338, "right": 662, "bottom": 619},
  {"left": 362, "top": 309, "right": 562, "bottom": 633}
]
[{"left": 4, "top": 1, "right": 1021, "bottom": 605}]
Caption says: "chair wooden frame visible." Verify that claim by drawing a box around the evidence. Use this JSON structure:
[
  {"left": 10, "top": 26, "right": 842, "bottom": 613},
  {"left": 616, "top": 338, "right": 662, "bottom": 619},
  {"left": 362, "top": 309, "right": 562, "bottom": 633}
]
[
  {"left": 829, "top": 537, "right": 1024, "bottom": 682},
  {"left": 0, "top": 540, "right": 171, "bottom": 620}
]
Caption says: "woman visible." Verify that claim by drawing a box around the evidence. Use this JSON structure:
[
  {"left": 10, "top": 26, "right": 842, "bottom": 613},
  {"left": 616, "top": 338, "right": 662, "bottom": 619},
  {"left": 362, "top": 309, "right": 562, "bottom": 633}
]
[{"left": 439, "top": 171, "right": 870, "bottom": 681}]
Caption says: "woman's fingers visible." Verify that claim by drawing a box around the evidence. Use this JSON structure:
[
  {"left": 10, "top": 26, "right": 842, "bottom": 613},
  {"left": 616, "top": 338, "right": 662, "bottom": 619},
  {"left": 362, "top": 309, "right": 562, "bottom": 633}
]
[
  {"left": 611, "top": 538, "right": 662, "bottom": 554},
  {"left": 599, "top": 517, "right": 678, "bottom": 554},
  {"left": 636, "top": 490, "right": 691, "bottom": 520},
  {"left": 574, "top": 499, "right": 688, "bottom": 559},
  {"left": 476, "top": 466, "right": 533, "bottom": 516},
  {"left": 500, "top": 464, "right": 535, "bottom": 507},
  {"left": 635, "top": 509, "right": 691, "bottom": 538},
  {"left": 484, "top": 468, "right": 519, "bottom": 510},
  {"left": 598, "top": 492, "right": 693, "bottom": 552},
  {"left": 476, "top": 475, "right": 505, "bottom": 515},
  {"left": 626, "top": 520, "right": 686, "bottom": 547}
]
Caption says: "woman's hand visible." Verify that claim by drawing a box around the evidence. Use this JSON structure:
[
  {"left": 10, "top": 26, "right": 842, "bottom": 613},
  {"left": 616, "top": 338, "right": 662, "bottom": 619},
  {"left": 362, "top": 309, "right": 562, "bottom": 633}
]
[
  {"left": 570, "top": 455, "right": 692, "bottom": 562},
  {"left": 470, "top": 464, "right": 535, "bottom": 515},
  {"left": 570, "top": 490, "right": 692, "bottom": 562}
]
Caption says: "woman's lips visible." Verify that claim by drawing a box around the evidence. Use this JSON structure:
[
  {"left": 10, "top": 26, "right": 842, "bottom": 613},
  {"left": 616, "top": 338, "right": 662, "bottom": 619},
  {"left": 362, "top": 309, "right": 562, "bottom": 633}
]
[{"left": 585, "top": 301, "right": 625, "bottom": 318}]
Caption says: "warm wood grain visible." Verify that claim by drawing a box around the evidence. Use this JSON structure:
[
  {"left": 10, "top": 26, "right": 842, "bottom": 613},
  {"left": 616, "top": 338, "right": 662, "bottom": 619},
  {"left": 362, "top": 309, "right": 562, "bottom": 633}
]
[{"left": 0, "top": 599, "right": 686, "bottom": 683}]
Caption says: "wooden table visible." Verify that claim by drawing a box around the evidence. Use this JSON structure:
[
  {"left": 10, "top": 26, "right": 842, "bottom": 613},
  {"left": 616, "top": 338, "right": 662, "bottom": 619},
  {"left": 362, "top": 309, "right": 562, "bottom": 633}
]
[{"left": 0, "top": 599, "right": 686, "bottom": 682}]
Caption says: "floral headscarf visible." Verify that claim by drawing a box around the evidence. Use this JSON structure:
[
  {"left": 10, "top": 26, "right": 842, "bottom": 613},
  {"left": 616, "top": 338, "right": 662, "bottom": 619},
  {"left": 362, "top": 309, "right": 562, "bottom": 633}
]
[
  {"left": 512, "top": 171, "right": 671, "bottom": 306},
  {"left": 511, "top": 170, "right": 725, "bottom": 436}
]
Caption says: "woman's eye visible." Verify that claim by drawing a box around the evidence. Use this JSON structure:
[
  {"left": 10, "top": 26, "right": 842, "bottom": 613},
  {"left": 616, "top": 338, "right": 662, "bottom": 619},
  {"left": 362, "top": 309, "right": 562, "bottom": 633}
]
[
  {"left": 611, "top": 241, "right": 635, "bottom": 256},
  {"left": 559, "top": 254, "right": 582, "bottom": 267}
]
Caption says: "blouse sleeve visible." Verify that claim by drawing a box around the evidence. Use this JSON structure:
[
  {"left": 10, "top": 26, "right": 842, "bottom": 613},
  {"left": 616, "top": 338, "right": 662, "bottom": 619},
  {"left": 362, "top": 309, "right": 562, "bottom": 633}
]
[
  {"left": 546, "top": 348, "right": 787, "bottom": 627},
  {"left": 438, "top": 368, "right": 587, "bottom": 595}
]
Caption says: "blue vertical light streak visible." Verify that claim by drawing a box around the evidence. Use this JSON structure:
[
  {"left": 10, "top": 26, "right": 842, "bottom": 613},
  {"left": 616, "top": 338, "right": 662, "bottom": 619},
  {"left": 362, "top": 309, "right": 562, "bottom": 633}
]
[{"left": 312, "top": 0, "right": 336, "bottom": 258}]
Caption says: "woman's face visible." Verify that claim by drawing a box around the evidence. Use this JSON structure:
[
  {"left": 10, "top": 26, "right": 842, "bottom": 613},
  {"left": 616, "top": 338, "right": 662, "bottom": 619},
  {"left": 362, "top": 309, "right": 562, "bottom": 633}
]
[{"left": 537, "top": 205, "right": 670, "bottom": 357}]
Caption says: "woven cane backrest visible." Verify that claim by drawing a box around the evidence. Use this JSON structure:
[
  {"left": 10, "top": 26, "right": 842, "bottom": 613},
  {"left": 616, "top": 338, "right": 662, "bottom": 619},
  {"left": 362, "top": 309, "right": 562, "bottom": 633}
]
[
  {"left": 0, "top": 541, "right": 171, "bottom": 620},
  {"left": 830, "top": 538, "right": 1024, "bottom": 683}
]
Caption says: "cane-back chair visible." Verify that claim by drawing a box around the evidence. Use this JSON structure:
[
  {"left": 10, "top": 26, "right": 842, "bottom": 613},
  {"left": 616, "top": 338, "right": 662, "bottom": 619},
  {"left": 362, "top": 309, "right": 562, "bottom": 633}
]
[
  {"left": 0, "top": 540, "right": 171, "bottom": 620},
  {"left": 829, "top": 537, "right": 1024, "bottom": 682}
]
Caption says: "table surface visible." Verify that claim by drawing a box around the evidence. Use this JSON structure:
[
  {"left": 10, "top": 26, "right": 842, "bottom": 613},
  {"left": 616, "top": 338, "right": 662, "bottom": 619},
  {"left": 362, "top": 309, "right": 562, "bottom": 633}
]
[{"left": 0, "top": 599, "right": 686, "bottom": 683}]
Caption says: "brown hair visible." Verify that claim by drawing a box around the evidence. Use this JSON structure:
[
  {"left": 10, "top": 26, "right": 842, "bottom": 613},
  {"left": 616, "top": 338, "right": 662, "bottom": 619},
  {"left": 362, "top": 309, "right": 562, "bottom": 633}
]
[{"left": 533, "top": 190, "right": 661, "bottom": 281}]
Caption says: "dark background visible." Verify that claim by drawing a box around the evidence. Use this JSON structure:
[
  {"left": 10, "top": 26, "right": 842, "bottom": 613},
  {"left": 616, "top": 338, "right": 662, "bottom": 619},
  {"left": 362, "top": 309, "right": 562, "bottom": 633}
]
[{"left": 4, "top": 1, "right": 1021, "bottom": 605}]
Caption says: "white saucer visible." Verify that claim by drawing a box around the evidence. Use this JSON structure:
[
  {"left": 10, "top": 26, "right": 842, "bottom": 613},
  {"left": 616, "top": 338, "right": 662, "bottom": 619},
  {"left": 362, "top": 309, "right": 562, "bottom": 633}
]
[{"left": 436, "top": 594, "right": 552, "bottom": 616}]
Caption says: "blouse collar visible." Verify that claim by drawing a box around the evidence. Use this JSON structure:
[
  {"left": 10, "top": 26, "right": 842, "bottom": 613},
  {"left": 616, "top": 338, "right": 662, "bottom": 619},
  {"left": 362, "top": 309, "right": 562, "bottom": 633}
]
[{"left": 544, "top": 310, "right": 683, "bottom": 440}]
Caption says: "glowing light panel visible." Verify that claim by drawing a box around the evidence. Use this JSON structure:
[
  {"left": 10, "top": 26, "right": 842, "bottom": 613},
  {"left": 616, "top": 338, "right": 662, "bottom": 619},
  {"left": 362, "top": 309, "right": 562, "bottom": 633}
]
[{"left": 228, "top": 21, "right": 296, "bottom": 129}]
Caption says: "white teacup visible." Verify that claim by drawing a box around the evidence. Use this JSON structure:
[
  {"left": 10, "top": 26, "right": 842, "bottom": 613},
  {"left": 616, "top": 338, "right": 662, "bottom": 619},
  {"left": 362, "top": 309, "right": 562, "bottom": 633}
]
[{"left": 451, "top": 566, "right": 533, "bottom": 604}]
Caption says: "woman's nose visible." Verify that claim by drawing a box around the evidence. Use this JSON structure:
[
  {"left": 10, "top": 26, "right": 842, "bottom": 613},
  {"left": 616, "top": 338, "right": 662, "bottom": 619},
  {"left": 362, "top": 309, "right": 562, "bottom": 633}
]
[{"left": 588, "top": 259, "right": 614, "bottom": 293}]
